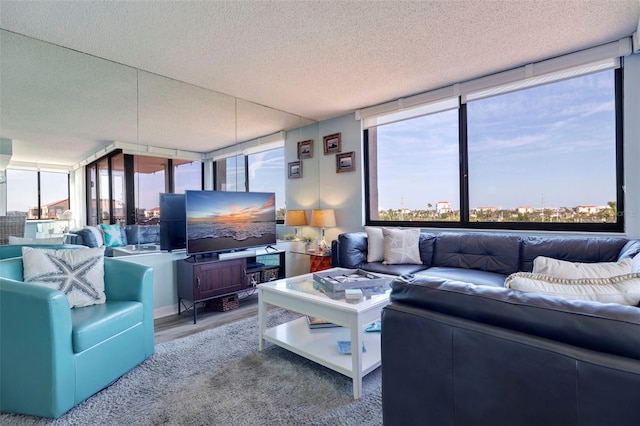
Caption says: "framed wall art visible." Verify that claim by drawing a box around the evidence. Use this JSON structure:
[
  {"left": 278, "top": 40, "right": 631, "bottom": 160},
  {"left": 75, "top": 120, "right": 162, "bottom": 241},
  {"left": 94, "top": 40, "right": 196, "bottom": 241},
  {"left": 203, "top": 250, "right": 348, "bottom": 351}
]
[
  {"left": 288, "top": 161, "right": 302, "bottom": 178},
  {"left": 323, "top": 133, "right": 342, "bottom": 154},
  {"left": 336, "top": 151, "right": 355, "bottom": 173},
  {"left": 297, "top": 140, "right": 313, "bottom": 159}
]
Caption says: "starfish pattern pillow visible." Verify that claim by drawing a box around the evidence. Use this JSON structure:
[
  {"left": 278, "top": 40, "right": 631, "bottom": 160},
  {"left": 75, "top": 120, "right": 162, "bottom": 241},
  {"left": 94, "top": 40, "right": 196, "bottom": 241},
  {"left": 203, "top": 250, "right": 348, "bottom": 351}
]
[
  {"left": 22, "top": 247, "right": 106, "bottom": 308},
  {"left": 100, "top": 224, "right": 124, "bottom": 247},
  {"left": 382, "top": 228, "right": 422, "bottom": 265}
]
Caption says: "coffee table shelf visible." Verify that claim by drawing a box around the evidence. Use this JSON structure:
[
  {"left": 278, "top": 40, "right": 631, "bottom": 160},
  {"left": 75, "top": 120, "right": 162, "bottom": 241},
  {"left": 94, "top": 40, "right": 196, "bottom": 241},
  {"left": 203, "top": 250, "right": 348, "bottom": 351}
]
[{"left": 262, "top": 317, "right": 382, "bottom": 378}]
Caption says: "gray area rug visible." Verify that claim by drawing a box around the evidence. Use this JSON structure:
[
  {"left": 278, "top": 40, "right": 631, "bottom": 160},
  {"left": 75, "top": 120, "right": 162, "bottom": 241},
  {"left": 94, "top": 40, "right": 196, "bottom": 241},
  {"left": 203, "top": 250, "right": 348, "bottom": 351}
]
[{"left": 0, "top": 310, "right": 382, "bottom": 425}]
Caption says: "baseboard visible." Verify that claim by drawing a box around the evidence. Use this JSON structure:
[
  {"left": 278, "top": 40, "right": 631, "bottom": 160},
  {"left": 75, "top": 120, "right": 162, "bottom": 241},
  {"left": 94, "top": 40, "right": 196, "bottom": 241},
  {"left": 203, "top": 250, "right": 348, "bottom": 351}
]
[{"left": 154, "top": 304, "right": 178, "bottom": 319}]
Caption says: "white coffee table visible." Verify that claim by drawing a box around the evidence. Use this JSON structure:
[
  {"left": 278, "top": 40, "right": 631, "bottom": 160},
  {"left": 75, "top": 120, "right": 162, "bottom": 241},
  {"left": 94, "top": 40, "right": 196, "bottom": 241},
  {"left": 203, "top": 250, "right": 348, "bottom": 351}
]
[{"left": 257, "top": 269, "right": 391, "bottom": 399}]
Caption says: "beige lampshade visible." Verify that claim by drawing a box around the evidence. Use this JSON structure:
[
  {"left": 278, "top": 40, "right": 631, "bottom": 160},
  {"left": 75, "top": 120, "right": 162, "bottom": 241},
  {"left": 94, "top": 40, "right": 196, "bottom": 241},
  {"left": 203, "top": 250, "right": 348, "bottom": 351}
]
[
  {"left": 284, "top": 210, "right": 308, "bottom": 226},
  {"left": 310, "top": 209, "right": 336, "bottom": 228}
]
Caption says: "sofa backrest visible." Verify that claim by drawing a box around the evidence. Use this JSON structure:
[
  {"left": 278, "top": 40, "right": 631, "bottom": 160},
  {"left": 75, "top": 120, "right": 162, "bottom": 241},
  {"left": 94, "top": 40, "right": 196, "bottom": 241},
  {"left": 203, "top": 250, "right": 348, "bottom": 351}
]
[
  {"left": 519, "top": 236, "right": 629, "bottom": 272},
  {"left": 432, "top": 232, "right": 521, "bottom": 275},
  {"left": 390, "top": 274, "right": 640, "bottom": 362}
]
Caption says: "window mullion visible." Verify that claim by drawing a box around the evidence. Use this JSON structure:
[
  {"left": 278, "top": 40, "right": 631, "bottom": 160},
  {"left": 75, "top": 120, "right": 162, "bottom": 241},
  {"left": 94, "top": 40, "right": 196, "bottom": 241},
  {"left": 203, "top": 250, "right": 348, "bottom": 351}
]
[{"left": 459, "top": 102, "right": 469, "bottom": 224}]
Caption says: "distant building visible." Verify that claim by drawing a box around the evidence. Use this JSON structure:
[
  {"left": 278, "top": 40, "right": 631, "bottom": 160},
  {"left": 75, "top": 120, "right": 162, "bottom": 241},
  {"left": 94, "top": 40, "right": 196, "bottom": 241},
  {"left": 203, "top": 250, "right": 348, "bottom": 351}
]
[
  {"left": 517, "top": 206, "right": 535, "bottom": 214},
  {"left": 575, "top": 205, "right": 599, "bottom": 214},
  {"left": 145, "top": 206, "right": 161, "bottom": 219},
  {"left": 474, "top": 206, "right": 498, "bottom": 213},
  {"left": 436, "top": 201, "right": 451, "bottom": 215}
]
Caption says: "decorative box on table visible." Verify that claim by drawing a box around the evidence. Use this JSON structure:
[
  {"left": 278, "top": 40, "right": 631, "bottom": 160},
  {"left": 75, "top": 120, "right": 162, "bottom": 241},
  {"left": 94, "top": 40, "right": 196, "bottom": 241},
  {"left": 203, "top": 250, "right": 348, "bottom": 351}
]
[{"left": 313, "top": 268, "right": 390, "bottom": 298}]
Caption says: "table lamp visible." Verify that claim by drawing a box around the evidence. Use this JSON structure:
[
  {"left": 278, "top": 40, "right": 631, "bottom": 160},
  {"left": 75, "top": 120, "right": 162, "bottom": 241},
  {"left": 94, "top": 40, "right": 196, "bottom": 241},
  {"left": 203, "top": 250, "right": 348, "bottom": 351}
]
[
  {"left": 284, "top": 209, "right": 308, "bottom": 240},
  {"left": 310, "top": 208, "right": 336, "bottom": 251}
]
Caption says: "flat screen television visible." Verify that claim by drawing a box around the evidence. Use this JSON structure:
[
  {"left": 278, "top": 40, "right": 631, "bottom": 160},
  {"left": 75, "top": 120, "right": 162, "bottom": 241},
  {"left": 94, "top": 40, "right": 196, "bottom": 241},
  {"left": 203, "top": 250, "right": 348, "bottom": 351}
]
[
  {"left": 159, "top": 193, "right": 186, "bottom": 251},
  {"left": 185, "top": 190, "right": 277, "bottom": 256}
]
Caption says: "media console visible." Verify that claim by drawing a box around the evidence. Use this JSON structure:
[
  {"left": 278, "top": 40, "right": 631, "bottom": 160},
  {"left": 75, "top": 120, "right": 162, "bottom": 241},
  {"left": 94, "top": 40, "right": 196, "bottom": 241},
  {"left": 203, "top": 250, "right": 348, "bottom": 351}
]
[{"left": 176, "top": 248, "right": 286, "bottom": 324}]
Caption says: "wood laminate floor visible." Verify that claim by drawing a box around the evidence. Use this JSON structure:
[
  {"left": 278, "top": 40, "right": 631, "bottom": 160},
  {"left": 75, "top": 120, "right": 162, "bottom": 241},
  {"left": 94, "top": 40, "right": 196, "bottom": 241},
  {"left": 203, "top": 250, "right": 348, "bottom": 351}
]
[{"left": 154, "top": 291, "right": 261, "bottom": 344}]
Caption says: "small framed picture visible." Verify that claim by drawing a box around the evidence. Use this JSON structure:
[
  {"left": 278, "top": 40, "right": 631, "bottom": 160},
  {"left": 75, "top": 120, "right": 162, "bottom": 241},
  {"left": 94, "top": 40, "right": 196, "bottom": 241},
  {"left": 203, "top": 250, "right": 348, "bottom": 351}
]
[
  {"left": 288, "top": 161, "right": 302, "bottom": 178},
  {"left": 297, "top": 140, "right": 313, "bottom": 159},
  {"left": 323, "top": 133, "right": 342, "bottom": 154},
  {"left": 336, "top": 151, "right": 355, "bottom": 173}
]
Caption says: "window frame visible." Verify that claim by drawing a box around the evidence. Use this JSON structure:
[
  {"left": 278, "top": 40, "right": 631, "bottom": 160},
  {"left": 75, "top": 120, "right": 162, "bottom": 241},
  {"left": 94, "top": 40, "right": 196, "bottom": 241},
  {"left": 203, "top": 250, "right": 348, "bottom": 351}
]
[{"left": 365, "top": 67, "right": 624, "bottom": 233}]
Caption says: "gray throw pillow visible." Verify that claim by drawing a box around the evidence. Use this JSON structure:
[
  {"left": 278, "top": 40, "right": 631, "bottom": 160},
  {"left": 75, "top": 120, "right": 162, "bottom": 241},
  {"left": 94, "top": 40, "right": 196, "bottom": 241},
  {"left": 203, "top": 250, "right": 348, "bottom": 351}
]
[{"left": 382, "top": 228, "right": 422, "bottom": 265}]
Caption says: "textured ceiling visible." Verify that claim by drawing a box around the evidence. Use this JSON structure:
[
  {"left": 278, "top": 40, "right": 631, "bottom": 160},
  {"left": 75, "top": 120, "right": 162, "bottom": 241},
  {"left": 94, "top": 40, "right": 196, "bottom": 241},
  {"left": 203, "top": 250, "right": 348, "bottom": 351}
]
[{"left": 0, "top": 0, "right": 639, "bottom": 166}]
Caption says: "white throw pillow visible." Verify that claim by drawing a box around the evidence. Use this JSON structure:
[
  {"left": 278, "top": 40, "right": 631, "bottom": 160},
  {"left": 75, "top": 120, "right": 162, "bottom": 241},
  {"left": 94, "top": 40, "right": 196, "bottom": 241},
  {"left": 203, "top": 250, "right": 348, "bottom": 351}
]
[
  {"left": 22, "top": 247, "right": 106, "bottom": 308},
  {"left": 532, "top": 256, "right": 632, "bottom": 279},
  {"left": 505, "top": 272, "right": 640, "bottom": 306},
  {"left": 365, "top": 226, "right": 384, "bottom": 263},
  {"left": 8, "top": 236, "right": 64, "bottom": 245},
  {"left": 382, "top": 228, "right": 422, "bottom": 265},
  {"left": 632, "top": 252, "right": 640, "bottom": 273}
]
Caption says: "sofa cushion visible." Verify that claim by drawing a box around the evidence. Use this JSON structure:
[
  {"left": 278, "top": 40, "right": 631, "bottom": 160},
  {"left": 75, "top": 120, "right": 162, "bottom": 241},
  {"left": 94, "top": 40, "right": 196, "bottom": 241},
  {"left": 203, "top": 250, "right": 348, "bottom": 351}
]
[
  {"left": 125, "top": 225, "right": 160, "bottom": 245},
  {"left": 533, "top": 256, "right": 632, "bottom": 279},
  {"left": 72, "top": 228, "right": 100, "bottom": 248},
  {"left": 365, "top": 227, "right": 384, "bottom": 262},
  {"left": 22, "top": 246, "right": 106, "bottom": 308},
  {"left": 359, "top": 262, "right": 428, "bottom": 276},
  {"left": 432, "top": 232, "right": 521, "bottom": 275},
  {"left": 382, "top": 228, "right": 422, "bottom": 265},
  {"left": 505, "top": 272, "right": 640, "bottom": 306},
  {"left": 389, "top": 274, "right": 640, "bottom": 361},
  {"left": 520, "top": 236, "right": 628, "bottom": 272},
  {"left": 70, "top": 300, "right": 144, "bottom": 353},
  {"left": 419, "top": 266, "right": 507, "bottom": 287}
]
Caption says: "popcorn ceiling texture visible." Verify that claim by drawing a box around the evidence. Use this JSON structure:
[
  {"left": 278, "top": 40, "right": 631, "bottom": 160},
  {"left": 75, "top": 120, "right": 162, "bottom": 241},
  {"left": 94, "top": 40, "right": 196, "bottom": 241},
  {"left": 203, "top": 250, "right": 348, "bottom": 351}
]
[{"left": 1, "top": 1, "right": 638, "bottom": 165}]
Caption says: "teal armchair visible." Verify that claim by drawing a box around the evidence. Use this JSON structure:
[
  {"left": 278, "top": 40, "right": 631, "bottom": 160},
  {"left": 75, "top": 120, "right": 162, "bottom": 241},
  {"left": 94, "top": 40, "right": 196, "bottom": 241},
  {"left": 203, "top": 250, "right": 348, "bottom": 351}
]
[{"left": 0, "top": 256, "right": 154, "bottom": 418}]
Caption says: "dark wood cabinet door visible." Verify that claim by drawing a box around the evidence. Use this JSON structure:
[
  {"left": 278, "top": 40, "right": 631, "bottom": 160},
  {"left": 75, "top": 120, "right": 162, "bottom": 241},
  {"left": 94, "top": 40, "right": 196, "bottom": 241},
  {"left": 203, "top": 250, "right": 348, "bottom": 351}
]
[{"left": 192, "top": 258, "right": 245, "bottom": 300}]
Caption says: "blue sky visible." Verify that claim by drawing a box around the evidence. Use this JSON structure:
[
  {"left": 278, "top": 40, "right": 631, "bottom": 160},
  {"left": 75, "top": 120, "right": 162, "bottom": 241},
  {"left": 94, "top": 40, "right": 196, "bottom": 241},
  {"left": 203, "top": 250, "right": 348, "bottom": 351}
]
[{"left": 375, "top": 70, "right": 616, "bottom": 211}]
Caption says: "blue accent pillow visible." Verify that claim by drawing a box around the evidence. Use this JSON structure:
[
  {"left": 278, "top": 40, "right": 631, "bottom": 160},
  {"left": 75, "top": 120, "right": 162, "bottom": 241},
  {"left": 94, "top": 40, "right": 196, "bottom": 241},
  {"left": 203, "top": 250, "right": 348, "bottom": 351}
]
[
  {"left": 100, "top": 224, "right": 124, "bottom": 247},
  {"left": 73, "top": 228, "right": 99, "bottom": 248}
]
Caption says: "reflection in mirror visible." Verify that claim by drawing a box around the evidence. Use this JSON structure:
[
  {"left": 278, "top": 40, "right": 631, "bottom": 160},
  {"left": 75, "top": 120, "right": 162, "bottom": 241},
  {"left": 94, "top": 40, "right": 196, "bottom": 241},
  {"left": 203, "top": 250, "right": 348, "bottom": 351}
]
[{"left": 0, "top": 29, "right": 138, "bottom": 166}]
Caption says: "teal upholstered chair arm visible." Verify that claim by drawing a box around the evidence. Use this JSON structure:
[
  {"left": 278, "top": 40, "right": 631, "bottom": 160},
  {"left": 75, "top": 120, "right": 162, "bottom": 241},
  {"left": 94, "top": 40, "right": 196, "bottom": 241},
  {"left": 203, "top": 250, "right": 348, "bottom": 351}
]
[
  {"left": 103, "top": 258, "right": 155, "bottom": 356},
  {"left": 0, "top": 278, "right": 75, "bottom": 418},
  {"left": 0, "top": 257, "right": 23, "bottom": 280}
]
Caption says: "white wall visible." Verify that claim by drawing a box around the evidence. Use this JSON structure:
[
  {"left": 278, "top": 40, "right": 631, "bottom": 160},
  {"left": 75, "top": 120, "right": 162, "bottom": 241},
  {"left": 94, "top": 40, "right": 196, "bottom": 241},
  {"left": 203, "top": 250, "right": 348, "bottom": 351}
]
[
  {"left": 623, "top": 53, "right": 640, "bottom": 238},
  {"left": 284, "top": 114, "right": 362, "bottom": 244}
]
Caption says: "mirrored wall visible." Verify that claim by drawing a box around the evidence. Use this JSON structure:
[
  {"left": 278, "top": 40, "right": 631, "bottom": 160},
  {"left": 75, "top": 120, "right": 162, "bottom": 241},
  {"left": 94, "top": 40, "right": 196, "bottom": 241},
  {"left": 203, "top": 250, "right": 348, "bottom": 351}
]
[{"left": 0, "top": 28, "right": 317, "bottom": 228}]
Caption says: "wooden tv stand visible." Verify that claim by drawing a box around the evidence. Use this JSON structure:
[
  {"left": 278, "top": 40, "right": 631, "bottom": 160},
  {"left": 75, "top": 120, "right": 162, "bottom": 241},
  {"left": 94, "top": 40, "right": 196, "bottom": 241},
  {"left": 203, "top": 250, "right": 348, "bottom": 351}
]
[{"left": 176, "top": 249, "right": 285, "bottom": 324}]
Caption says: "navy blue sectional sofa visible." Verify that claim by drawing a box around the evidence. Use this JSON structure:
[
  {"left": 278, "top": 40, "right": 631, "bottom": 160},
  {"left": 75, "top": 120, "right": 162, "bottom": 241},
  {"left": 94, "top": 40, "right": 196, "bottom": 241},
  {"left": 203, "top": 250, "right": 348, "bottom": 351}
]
[{"left": 331, "top": 231, "right": 640, "bottom": 426}]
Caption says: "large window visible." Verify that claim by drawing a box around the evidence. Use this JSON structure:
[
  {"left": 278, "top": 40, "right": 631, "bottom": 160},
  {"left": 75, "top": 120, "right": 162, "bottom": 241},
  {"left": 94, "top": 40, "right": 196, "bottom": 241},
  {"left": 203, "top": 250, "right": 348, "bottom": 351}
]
[
  {"left": 247, "top": 148, "right": 285, "bottom": 220},
  {"left": 366, "top": 68, "right": 623, "bottom": 232},
  {"left": 215, "top": 155, "right": 246, "bottom": 192},
  {"left": 86, "top": 152, "right": 203, "bottom": 226},
  {"left": 214, "top": 146, "right": 286, "bottom": 222},
  {"left": 174, "top": 160, "right": 203, "bottom": 194},
  {"left": 467, "top": 71, "right": 617, "bottom": 225},
  {"left": 6, "top": 169, "right": 69, "bottom": 220}
]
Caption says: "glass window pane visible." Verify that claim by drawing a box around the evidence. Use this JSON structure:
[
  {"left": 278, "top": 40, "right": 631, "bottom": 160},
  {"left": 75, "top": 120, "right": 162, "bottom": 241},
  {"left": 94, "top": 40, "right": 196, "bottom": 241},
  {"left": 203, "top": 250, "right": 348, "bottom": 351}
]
[
  {"left": 368, "top": 110, "right": 460, "bottom": 221},
  {"left": 174, "top": 160, "right": 202, "bottom": 193},
  {"left": 111, "top": 154, "right": 126, "bottom": 226},
  {"left": 467, "top": 70, "right": 617, "bottom": 224},
  {"left": 40, "top": 171, "right": 69, "bottom": 219},
  {"left": 87, "top": 164, "right": 98, "bottom": 226},
  {"left": 6, "top": 169, "right": 37, "bottom": 218},
  {"left": 248, "top": 148, "right": 285, "bottom": 220},
  {"left": 134, "top": 156, "right": 167, "bottom": 224},
  {"left": 216, "top": 155, "right": 245, "bottom": 191},
  {"left": 97, "top": 158, "right": 109, "bottom": 223}
]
